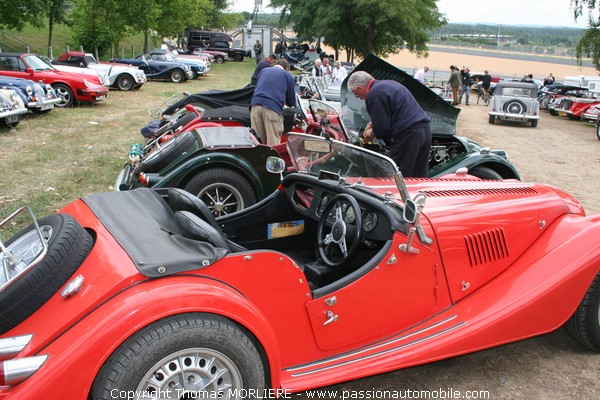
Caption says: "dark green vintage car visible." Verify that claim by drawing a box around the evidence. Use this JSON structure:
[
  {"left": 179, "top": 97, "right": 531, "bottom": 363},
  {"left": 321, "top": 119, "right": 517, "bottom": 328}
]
[{"left": 116, "top": 55, "right": 520, "bottom": 216}]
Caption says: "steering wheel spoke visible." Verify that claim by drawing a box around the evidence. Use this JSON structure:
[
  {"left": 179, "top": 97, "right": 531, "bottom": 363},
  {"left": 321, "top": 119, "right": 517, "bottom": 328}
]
[{"left": 317, "top": 194, "right": 362, "bottom": 267}]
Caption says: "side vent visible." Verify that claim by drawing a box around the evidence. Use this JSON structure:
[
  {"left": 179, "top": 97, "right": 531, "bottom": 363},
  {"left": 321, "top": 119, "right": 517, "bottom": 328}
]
[{"left": 465, "top": 228, "right": 509, "bottom": 267}]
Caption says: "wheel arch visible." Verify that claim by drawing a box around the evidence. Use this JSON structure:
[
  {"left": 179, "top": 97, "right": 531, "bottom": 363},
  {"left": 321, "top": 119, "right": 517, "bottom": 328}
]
[
  {"left": 41, "top": 277, "right": 283, "bottom": 396},
  {"left": 157, "top": 150, "right": 280, "bottom": 200}
]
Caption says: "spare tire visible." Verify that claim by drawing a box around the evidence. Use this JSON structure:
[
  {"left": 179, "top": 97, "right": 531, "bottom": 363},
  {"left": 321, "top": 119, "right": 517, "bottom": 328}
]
[
  {"left": 0, "top": 214, "right": 93, "bottom": 333},
  {"left": 138, "top": 130, "right": 196, "bottom": 173},
  {"left": 503, "top": 99, "right": 527, "bottom": 114}
]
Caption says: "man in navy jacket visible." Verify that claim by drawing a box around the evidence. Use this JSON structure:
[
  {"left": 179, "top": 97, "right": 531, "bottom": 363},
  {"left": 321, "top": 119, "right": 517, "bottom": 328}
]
[{"left": 347, "top": 71, "right": 431, "bottom": 177}]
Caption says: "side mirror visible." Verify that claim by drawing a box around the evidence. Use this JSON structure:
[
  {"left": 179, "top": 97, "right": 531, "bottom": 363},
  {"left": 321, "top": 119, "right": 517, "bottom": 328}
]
[
  {"left": 403, "top": 199, "right": 417, "bottom": 224},
  {"left": 266, "top": 156, "right": 286, "bottom": 174}
]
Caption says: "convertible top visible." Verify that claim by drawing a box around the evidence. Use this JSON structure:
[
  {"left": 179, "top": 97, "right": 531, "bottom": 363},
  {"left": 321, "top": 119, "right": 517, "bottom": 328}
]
[{"left": 83, "top": 188, "right": 227, "bottom": 277}]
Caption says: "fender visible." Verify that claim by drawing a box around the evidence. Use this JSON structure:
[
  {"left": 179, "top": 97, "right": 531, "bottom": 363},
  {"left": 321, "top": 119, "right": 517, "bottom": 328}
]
[
  {"left": 153, "top": 148, "right": 282, "bottom": 199},
  {"left": 429, "top": 151, "right": 520, "bottom": 179},
  {"left": 6, "top": 276, "right": 282, "bottom": 400}
]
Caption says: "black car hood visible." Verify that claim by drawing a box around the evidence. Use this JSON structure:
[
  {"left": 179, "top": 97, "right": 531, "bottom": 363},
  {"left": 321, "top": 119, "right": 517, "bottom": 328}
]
[{"left": 340, "top": 54, "right": 460, "bottom": 136}]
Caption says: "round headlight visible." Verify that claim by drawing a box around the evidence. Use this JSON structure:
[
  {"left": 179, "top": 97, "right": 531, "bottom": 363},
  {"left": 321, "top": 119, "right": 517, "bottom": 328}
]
[
  {"left": 26, "top": 85, "right": 33, "bottom": 96},
  {"left": 10, "top": 91, "right": 19, "bottom": 102},
  {"left": 46, "top": 84, "right": 53, "bottom": 93},
  {"left": 83, "top": 79, "right": 90, "bottom": 87}
]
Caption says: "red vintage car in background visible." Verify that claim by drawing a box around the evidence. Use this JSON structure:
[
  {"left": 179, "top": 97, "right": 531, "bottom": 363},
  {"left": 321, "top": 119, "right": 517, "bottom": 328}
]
[
  {"left": 0, "top": 52, "right": 108, "bottom": 107},
  {"left": 2, "top": 132, "right": 600, "bottom": 399}
]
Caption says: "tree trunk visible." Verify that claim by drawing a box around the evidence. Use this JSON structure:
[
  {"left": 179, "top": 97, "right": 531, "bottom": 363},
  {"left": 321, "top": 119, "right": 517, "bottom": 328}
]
[
  {"left": 48, "top": 15, "right": 54, "bottom": 48},
  {"left": 143, "top": 31, "right": 149, "bottom": 54}
]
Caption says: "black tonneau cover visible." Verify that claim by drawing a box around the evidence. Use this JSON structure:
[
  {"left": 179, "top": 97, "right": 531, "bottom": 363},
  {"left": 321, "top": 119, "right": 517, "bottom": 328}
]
[{"left": 82, "top": 188, "right": 227, "bottom": 278}]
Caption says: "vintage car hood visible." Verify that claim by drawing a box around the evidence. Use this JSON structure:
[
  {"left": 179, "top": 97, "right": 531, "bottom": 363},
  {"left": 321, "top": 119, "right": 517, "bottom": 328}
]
[
  {"left": 341, "top": 54, "right": 460, "bottom": 136},
  {"left": 354, "top": 176, "right": 584, "bottom": 301}
]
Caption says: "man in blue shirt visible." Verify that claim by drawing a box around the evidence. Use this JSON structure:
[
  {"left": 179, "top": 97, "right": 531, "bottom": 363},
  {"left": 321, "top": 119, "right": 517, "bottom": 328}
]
[
  {"left": 250, "top": 59, "right": 296, "bottom": 145},
  {"left": 250, "top": 54, "right": 275, "bottom": 85},
  {"left": 347, "top": 71, "right": 431, "bottom": 177}
]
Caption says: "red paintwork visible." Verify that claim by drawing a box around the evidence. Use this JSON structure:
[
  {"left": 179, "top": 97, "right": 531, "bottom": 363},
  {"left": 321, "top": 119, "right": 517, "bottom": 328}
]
[
  {"left": 567, "top": 99, "right": 600, "bottom": 118},
  {"left": 0, "top": 53, "right": 108, "bottom": 104},
  {"left": 2, "top": 174, "right": 599, "bottom": 398}
]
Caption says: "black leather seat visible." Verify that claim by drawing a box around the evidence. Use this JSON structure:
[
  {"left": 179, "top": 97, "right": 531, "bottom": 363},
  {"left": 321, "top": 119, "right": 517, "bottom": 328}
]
[
  {"left": 174, "top": 211, "right": 232, "bottom": 251},
  {"left": 168, "top": 188, "right": 221, "bottom": 232}
]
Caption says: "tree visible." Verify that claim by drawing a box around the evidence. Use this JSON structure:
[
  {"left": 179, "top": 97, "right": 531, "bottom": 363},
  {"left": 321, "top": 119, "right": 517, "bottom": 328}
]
[
  {"left": 47, "top": 0, "right": 74, "bottom": 49},
  {"left": 270, "top": 0, "right": 445, "bottom": 60},
  {"left": 572, "top": 0, "right": 600, "bottom": 69},
  {"left": 0, "top": 0, "right": 46, "bottom": 30}
]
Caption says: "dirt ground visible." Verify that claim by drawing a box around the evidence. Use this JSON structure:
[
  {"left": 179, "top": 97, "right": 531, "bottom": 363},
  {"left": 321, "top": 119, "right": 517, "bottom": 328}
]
[{"left": 297, "top": 51, "right": 600, "bottom": 399}]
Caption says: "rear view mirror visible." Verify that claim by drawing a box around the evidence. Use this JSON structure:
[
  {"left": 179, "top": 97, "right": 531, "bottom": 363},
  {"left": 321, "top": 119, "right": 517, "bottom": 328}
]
[
  {"left": 266, "top": 156, "right": 286, "bottom": 174},
  {"left": 403, "top": 199, "right": 417, "bottom": 223}
]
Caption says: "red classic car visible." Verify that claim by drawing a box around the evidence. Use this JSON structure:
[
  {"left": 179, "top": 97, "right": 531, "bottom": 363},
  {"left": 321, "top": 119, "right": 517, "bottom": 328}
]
[
  {"left": 0, "top": 52, "right": 108, "bottom": 107},
  {"left": 1, "top": 133, "right": 599, "bottom": 399}
]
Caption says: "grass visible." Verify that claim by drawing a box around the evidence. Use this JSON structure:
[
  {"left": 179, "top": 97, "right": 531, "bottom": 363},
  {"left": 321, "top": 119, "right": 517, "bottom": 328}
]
[{"left": 0, "top": 60, "right": 257, "bottom": 221}]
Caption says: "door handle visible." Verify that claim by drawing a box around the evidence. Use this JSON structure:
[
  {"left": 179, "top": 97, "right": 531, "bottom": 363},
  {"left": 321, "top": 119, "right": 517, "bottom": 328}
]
[{"left": 323, "top": 310, "right": 338, "bottom": 326}]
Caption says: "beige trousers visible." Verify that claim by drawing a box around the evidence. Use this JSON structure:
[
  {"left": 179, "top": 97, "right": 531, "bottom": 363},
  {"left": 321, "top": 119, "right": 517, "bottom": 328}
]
[{"left": 250, "top": 105, "right": 284, "bottom": 145}]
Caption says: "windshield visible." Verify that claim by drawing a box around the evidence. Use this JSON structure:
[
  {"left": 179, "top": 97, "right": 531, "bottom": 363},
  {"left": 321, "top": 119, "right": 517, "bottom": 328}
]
[
  {"left": 286, "top": 133, "right": 398, "bottom": 179},
  {"left": 25, "top": 55, "right": 55, "bottom": 71}
]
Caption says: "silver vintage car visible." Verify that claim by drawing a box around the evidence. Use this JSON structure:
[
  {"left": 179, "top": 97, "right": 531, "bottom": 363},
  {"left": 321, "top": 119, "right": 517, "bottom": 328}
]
[{"left": 489, "top": 81, "right": 540, "bottom": 127}]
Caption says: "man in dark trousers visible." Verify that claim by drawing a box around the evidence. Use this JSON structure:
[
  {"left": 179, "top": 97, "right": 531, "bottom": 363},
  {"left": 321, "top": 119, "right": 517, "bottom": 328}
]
[
  {"left": 347, "top": 71, "right": 431, "bottom": 178},
  {"left": 250, "top": 59, "right": 296, "bottom": 145}
]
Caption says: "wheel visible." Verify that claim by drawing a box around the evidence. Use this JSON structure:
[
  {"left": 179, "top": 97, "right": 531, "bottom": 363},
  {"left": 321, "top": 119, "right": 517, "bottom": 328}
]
[
  {"left": 184, "top": 168, "right": 256, "bottom": 217},
  {"left": 541, "top": 96, "right": 550, "bottom": 110},
  {"left": 565, "top": 272, "right": 600, "bottom": 351},
  {"left": 488, "top": 115, "right": 495, "bottom": 124},
  {"left": 233, "top": 53, "right": 243, "bottom": 62},
  {"left": 468, "top": 166, "right": 503, "bottom": 180},
  {"left": 115, "top": 74, "right": 135, "bottom": 91},
  {"left": 483, "top": 93, "right": 490, "bottom": 107},
  {"left": 170, "top": 69, "right": 184, "bottom": 83},
  {"left": 530, "top": 119, "right": 538, "bottom": 127},
  {"left": 503, "top": 99, "right": 527, "bottom": 114},
  {"left": 52, "top": 83, "right": 75, "bottom": 107},
  {"left": 596, "top": 122, "right": 600, "bottom": 141},
  {"left": 91, "top": 314, "right": 265, "bottom": 400},
  {"left": 317, "top": 194, "right": 362, "bottom": 268},
  {"left": 0, "top": 214, "right": 93, "bottom": 333},
  {"left": 214, "top": 55, "right": 225, "bottom": 64},
  {"left": 138, "top": 130, "right": 196, "bottom": 173}
]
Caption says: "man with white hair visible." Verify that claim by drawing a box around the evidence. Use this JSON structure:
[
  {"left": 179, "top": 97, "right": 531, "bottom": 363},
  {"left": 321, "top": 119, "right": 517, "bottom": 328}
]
[
  {"left": 347, "top": 71, "right": 431, "bottom": 177},
  {"left": 331, "top": 61, "right": 348, "bottom": 84}
]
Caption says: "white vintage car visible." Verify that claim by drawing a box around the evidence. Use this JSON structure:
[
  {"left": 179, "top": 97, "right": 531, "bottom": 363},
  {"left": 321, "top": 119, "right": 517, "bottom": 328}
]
[
  {"left": 0, "top": 88, "right": 28, "bottom": 127},
  {"left": 53, "top": 52, "right": 147, "bottom": 91},
  {"left": 488, "top": 81, "right": 540, "bottom": 127}
]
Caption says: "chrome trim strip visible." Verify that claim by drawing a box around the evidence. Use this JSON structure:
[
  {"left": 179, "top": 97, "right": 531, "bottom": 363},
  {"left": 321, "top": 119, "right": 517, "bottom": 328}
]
[
  {"left": 2, "top": 355, "right": 48, "bottom": 386},
  {"left": 290, "top": 321, "right": 466, "bottom": 377},
  {"left": 286, "top": 315, "right": 459, "bottom": 373},
  {"left": 0, "top": 335, "right": 33, "bottom": 361}
]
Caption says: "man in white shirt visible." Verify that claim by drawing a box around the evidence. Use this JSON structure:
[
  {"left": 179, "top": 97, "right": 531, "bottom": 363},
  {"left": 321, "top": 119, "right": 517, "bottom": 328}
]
[
  {"left": 331, "top": 61, "right": 348, "bottom": 84},
  {"left": 413, "top": 66, "right": 429, "bottom": 83}
]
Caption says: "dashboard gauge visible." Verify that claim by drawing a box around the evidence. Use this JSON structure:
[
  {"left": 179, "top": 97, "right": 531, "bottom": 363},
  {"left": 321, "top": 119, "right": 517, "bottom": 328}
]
[
  {"left": 344, "top": 206, "right": 356, "bottom": 224},
  {"left": 364, "top": 212, "right": 378, "bottom": 232},
  {"left": 318, "top": 194, "right": 330, "bottom": 215}
]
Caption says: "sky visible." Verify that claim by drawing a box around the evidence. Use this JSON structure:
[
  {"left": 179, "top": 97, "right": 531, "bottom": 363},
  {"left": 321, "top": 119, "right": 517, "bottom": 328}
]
[{"left": 230, "top": 0, "right": 591, "bottom": 28}]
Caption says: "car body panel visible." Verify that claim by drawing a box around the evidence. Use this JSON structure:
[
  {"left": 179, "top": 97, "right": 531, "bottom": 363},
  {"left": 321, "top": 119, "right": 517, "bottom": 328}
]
[
  {"left": 0, "top": 52, "right": 108, "bottom": 105},
  {"left": 489, "top": 81, "right": 540, "bottom": 123},
  {"left": 146, "top": 49, "right": 208, "bottom": 78},
  {"left": 0, "top": 88, "right": 27, "bottom": 125}
]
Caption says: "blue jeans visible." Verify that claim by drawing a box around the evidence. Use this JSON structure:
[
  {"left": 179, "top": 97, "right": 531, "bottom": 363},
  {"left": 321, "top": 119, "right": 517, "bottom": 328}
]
[{"left": 459, "top": 85, "right": 470, "bottom": 104}]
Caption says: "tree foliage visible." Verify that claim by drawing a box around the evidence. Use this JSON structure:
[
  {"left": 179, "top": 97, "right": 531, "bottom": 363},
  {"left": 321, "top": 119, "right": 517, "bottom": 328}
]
[
  {"left": 0, "top": 0, "right": 46, "bottom": 30},
  {"left": 572, "top": 0, "right": 600, "bottom": 70},
  {"left": 270, "top": 0, "right": 445, "bottom": 60}
]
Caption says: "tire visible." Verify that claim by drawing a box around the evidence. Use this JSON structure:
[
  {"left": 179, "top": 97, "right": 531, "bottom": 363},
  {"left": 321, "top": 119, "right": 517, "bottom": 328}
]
[
  {"left": 215, "top": 55, "right": 225, "bottom": 64},
  {"left": 170, "top": 69, "right": 184, "bottom": 83},
  {"left": 541, "top": 96, "right": 550, "bottom": 110},
  {"left": 0, "top": 214, "right": 93, "bottom": 334},
  {"left": 503, "top": 99, "right": 527, "bottom": 114},
  {"left": 52, "top": 83, "right": 75, "bottom": 107},
  {"left": 565, "top": 272, "right": 600, "bottom": 351},
  {"left": 549, "top": 109, "right": 559, "bottom": 116},
  {"left": 596, "top": 123, "right": 600, "bottom": 141},
  {"left": 531, "top": 119, "right": 538, "bottom": 127},
  {"left": 233, "top": 53, "right": 243, "bottom": 62},
  {"left": 488, "top": 115, "right": 495, "bottom": 124},
  {"left": 184, "top": 168, "right": 256, "bottom": 217},
  {"left": 483, "top": 93, "right": 490, "bottom": 107},
  {"left": 138, "top": 130, "right": 196, "bottom": 173},
  {"left": 469, "top": 166, "right": 503, "bottom": 180},
  {"left": 91, "top": 314, "right": 265, "bottom": 400},
  {"left": 115, "top": 74, "right": 135, "bottom": 91}
]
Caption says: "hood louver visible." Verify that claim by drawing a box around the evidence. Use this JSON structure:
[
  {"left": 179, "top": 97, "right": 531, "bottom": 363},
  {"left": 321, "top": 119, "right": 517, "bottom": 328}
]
[
  {"left": 465, "top": 228, "right": 509, "bottom": 267},
  {"left": 424, "top": 187, "right": 539, "bottom": 197}
]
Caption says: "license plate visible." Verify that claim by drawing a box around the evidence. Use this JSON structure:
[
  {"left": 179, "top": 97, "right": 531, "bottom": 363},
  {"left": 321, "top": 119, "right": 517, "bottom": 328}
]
[
  {"left": 96, "top": 95, "right": 107, "bottom": 101},
  {"left": 506, "top": 116, "right": 525, "bottom": 121},
  {"left": 41, "top": 103, "right": 54, "bottom": 111},
  {"left": 6, "top": 115, "right": 20, "bottom": 124}
]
